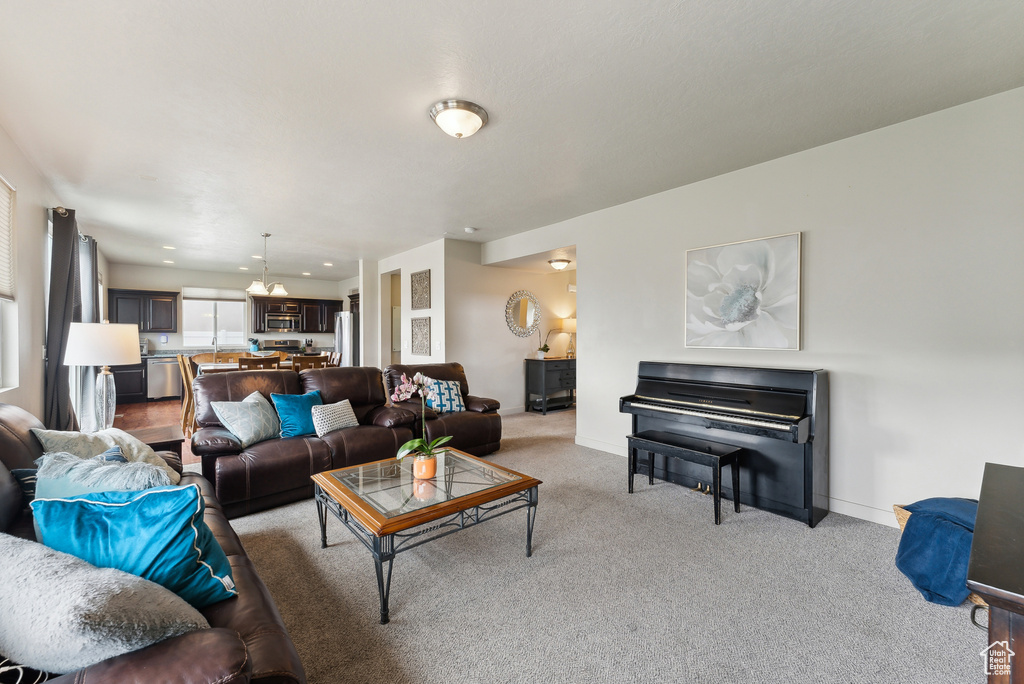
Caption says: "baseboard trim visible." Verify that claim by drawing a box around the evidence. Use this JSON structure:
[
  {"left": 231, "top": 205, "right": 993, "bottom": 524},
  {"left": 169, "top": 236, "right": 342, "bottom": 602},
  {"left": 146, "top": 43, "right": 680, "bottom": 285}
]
[
  {"left": 575, "top": 435, "right": 625, "bottom": 456},
  {"left": 829, "top": 498, "right": 899, "bottom": 527}
]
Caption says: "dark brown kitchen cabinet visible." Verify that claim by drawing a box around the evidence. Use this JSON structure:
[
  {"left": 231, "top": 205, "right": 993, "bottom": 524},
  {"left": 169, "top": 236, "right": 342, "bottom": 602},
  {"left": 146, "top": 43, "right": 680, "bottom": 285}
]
[
  {"left": 323, "top": 302, "right": 343, "bottom": 333},
  {"left": 251, "top": 298, "right": 268, "bottom": 333},
  {"left": 112, "top": 362, "right": 147, "bottom": 404},
  {"left": 108, "top": 289, "right": 178, "bottom": 333},
  {"left": 301, "top": 302, "right": 323, "bottom": 333}
]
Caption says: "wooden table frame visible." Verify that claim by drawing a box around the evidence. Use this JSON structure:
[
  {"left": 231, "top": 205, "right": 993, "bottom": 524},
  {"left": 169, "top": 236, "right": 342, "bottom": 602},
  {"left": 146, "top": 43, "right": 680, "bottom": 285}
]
[{"left": 312, "top": 451, "right": 541, "bottom": 624}]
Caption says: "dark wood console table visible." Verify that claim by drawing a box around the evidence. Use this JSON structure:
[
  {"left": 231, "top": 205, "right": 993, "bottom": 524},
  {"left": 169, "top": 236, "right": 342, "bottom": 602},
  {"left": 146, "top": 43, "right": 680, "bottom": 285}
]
[
  {"left": 524, "top": 358, "right": 576, "bottom": 414},
  {"left": 968, "top": 462, "right": 1024, "bottom": 682}
]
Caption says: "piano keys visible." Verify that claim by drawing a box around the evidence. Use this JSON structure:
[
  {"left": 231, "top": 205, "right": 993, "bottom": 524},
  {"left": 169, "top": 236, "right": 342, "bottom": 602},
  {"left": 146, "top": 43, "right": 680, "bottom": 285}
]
[{"left": 620, "top": 361, "right": 829, "bottom": 527}]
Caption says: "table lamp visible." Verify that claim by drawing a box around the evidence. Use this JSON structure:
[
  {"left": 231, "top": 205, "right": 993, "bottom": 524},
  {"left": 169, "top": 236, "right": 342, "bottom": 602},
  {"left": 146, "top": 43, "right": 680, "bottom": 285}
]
[
  {"left": 563, "top": 318, "right": 577, "bottom": 358},
  {"left": 64, "top": 322, "right": 142, "bottom": 430}
]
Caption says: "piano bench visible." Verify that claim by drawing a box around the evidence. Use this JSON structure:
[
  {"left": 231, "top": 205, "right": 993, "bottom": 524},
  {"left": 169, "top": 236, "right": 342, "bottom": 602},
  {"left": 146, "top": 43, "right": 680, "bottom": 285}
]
[{"left": 627, "top": 431, "right": 742, "bottom": 525}]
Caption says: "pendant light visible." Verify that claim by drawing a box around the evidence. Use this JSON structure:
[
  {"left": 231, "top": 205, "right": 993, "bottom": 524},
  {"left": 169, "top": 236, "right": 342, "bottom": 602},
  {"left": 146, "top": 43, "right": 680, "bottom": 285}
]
[{"left": 246, "top": 233, "right": 288, "bottom": 297}]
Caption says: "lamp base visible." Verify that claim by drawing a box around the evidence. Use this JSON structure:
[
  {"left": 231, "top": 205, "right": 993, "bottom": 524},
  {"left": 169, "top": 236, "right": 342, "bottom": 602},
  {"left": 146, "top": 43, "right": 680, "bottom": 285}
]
[
  {"left": 566, "top": 334, "right": 576, "bottom": 359},
  {"left": 96, "top": 368, "right": 116, "bottom": 431}
]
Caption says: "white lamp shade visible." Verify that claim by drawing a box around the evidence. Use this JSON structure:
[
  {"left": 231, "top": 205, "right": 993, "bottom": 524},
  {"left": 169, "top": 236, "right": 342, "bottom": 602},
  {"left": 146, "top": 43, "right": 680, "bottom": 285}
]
[
  {"left": 562, "top": 318, "right": 577, "bottom": 333},
  {"left": 63, "top": 323, "right": 142, "bottom": 367},
  {"left": 246, "top": 279, "right": 269, "bottom": 296},
  {"left": 268, "top": 282, "right": 289, "bottom": 297}
]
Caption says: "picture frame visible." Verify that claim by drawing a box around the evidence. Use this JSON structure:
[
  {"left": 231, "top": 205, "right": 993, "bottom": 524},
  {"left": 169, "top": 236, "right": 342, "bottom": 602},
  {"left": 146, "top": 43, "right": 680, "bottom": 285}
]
[
  {"left": 411, "top": 317, "right": 430, "bottom": 355},
  {"left": 410, "top": 269, "right": 430, "bottom": 310},
  {"left": 684, "top": 232, "right": 801, "bottom": 350}
]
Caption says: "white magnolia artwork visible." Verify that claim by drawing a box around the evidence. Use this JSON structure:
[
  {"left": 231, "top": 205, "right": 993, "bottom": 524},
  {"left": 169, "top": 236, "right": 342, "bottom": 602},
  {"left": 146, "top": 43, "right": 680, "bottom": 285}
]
[{"left": 684, "top": 232, "right": 801, "bottom": 350}]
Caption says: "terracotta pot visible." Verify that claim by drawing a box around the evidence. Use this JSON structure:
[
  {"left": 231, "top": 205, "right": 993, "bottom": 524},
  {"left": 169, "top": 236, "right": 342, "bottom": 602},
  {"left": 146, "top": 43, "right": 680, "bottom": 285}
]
[{"left": 413, "top": 455, "right": 437, "bottom": 479}]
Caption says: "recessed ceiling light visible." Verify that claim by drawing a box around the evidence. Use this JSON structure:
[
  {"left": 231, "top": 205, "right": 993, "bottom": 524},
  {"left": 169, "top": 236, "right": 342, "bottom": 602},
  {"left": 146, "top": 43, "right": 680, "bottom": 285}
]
[
  {"left": 162, "top": 245, "right": 176, "bottom": 250},
  {"left": 163, "top": 260, "right": 174, "bottom": 264},
  {"left": 323, "top": 263, "right": 333, "bottom": 267},
  {"left": 239, "top": 266, "right": 249, "bottom": 270},
  {"left": 252, "top": 255, "right": 262, "bottom": 259},
  {"left": 302, "top": 272, "right": 311, "bottom": 276}
]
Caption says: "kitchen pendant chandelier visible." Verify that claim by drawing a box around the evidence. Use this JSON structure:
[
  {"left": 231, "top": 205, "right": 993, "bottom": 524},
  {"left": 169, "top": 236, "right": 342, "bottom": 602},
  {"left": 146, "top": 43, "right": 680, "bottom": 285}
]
[{"left": 246, "top": 232, "right": 289, "bottom": 297}]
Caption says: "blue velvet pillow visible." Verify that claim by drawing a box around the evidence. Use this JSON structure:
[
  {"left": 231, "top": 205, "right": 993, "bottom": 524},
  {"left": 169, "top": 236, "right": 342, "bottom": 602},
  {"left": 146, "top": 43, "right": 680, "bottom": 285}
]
[
  {"left": 271, "top": 390, "right": 323, "bottom": 438},
  {"left": 30, "top": 484, "right": 236, "bottom": 608}
]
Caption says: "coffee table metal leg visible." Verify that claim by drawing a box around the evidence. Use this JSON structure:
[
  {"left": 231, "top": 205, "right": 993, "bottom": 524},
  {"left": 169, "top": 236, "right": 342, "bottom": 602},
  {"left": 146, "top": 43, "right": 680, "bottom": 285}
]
[
  {"left": 526, "top": 486, "right": 539, "bottom": 557},
  {"left": 372, "top": 535, "right": 395, "bottom": 625},
  {"left": 316, "top": 491, "right": 328, "bottom": 549}
]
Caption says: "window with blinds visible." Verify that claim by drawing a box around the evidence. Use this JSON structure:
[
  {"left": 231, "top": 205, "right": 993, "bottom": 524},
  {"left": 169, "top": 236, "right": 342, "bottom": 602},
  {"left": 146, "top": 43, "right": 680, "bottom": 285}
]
[{"left": 0, "top": 175, "right": 14, "bottom": 301}]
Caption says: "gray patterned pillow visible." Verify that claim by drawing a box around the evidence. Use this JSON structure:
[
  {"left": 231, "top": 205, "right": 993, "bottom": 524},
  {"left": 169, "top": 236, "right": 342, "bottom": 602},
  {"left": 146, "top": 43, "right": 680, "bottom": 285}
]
[
  {"left": 0, "top": 532, "right": 209, "bottom": 674},
  {"left": 311, "top": 400, "right": 359, "bottom": 438},
  {"left": 211, "top": 391, "right": 280, "bottom": 448}
]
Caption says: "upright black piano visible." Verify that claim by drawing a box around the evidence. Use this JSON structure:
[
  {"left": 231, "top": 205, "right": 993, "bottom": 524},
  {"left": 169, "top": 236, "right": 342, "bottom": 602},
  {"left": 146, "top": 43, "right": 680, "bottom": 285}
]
[{"left": 620, "top": 361, "right": 829, "bottom": 527}]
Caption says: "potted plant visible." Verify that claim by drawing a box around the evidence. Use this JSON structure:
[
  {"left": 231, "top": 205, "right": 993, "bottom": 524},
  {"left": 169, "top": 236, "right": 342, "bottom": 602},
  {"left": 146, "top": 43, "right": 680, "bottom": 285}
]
[
  {"left": 535, "top": 343, "right": 549, "bottom": 360},
  {"left": 390, "top": 372, "right": 452, "bottom": 479}
]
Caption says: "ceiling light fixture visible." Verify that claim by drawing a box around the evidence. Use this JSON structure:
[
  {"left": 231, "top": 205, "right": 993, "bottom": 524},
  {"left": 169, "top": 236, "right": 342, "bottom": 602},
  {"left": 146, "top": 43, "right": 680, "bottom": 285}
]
[
  {"left": 548, "top": 259, "right": 571, "bottom": 271},
  {"left": 429, "top": 100, "right": 488, "bottom": 139},
  {"left": 245, "top": 232, "right": 289, "bottom": 297},
  {"left": 162, "top": 245, "right": 176, "bottom": 250}
]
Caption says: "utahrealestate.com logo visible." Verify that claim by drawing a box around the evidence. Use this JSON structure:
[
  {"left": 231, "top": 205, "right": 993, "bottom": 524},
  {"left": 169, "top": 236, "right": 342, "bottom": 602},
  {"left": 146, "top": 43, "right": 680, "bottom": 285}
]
[{"left": 981, "top": 641, "right": 1014, "bottom": 676}]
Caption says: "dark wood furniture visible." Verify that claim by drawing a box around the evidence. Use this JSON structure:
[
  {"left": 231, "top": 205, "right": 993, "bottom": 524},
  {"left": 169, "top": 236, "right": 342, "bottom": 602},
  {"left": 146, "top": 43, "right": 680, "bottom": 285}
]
[
  {"left": 349, "top": 293, "right": 360, "bottom": 364},
  {"left": 126, "top": 424, "right": 186, "bottom": 458},
  {"left": 524, "top": 358, "right": 576, "bottom": 414},
  {"left": 628, "top": 430, "right": 741, "bottom": 525},
  {"left": 249, "top": 295, "right": 346, "bottom": 334},
  {"left": 108, "top": 288, "right": 178, "bottom": 332},
  {"left": 968, "top": 462, "right": 1024, "bottom": 682},
  {"left": 292, "top": 354, "right": 329, "bottom": 371},
  {"left": 620, "top": 362, "right": 829, "bottom": 528},
  {"left": 112, "top": 361, "right": 147, "bottom": 404}
]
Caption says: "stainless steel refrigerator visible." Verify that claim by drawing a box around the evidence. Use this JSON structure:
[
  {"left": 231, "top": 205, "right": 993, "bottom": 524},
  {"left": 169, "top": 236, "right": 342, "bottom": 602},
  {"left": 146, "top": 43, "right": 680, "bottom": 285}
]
[{"left": 334, "top": 311, "right": 355, "bottom": 366}]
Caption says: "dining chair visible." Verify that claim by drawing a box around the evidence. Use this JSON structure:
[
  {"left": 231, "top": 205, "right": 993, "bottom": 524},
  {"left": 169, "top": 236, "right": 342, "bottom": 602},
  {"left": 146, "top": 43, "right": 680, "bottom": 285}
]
[
  {"left": 176, "top": 354, "right": 197, "bottom": 437},
  {"left": 238, "top": 356, "right": 281, "bottom": 370},
  {"left": 326, "top": 352, "right": 342, "bottom": 367},
  {"left": 190, "top": 352, "right": 217, "bottom": 365},
  {"left": 292, "top": 354, "right": 329, "bottom": 372}
]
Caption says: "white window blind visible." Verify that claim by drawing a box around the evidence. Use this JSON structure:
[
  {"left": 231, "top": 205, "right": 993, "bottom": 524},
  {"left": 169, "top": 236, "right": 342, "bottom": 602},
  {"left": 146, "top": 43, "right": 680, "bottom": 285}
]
[{"left": 0, "top": 175, "right": 14, "bottom": 301}]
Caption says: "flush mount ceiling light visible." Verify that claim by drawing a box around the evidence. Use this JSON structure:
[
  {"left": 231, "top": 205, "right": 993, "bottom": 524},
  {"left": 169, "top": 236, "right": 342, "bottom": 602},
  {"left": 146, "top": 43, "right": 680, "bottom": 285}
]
[
  {"left": 245, "top": 232, "right": 289, "bottom": 297},
  {"left": 548, "top": 259, "right": 571, "bottom": 271},
  {"left": 429, "top": 100, "right": 488, "bottom": 139}
]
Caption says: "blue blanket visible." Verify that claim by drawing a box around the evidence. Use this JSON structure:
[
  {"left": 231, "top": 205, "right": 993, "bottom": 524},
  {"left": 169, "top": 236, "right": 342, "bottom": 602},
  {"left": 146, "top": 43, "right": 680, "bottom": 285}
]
[{"left": 895, "top": 497, "right": 978, "bottom": 606}]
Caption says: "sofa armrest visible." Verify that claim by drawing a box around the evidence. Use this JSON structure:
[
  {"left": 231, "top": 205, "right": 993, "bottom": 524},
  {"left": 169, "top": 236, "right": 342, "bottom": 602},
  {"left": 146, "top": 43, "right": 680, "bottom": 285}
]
[
  {"left": 393, "top": 399, "right": 438, "bottom": 421},
  {"left": 366, "top": 405, "right": 417, "bottom": 428},
  {"left": 192, "top": 427, "right": 243, "bottom": 456},
  {"left": 465, "top": 395, "right": 500, "bottom": 413},
  {"left": 159, "top": 451, "right": 184, "bottom": 474},
  {"left": 46, "top": 628, "right": 251, "bottom": 684}
]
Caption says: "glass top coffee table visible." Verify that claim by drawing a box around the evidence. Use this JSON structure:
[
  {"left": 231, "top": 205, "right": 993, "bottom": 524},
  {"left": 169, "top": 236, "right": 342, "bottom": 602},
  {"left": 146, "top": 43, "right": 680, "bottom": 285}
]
[{"left": 311, "top": 449, "right": 542, "bottom": 624}]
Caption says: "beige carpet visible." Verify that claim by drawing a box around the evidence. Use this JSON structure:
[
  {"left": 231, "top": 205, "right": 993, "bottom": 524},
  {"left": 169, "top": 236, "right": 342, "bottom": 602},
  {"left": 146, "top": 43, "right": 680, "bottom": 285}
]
[{"left": 223, "top": 410, "right": 985, "bottom": 684}]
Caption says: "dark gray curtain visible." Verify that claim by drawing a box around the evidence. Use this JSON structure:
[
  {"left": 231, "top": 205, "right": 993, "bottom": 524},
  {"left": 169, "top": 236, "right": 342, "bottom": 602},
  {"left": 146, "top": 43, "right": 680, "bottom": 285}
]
[
  {"left": 77, "top": 234, "right": 100, "bottom": 432},
  {"left": 44, "top": 208, "right": 81, "bottom": 430}
]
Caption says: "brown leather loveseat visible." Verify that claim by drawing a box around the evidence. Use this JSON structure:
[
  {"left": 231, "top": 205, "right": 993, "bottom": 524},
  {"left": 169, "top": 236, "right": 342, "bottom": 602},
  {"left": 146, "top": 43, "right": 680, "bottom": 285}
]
[
  {"left": 384, "top": 362, "right": 502, "bottom": 456},
  {"left": 191, "top": 366, "right": 416, "bottom": 518},
  {"left": 0, "top": 402, "right": 306, "bottom": 683}
]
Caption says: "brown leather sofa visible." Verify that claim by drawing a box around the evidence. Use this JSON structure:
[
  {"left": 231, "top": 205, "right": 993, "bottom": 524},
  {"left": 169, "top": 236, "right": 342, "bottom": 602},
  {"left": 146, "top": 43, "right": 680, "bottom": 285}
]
[
  {"left": 192, "top": 367, "right": 416, "bottom": 518},
  {"left": 0, "top": 402, "right": 306, "bottom": 684},
  {"left": 384, "top": 363, "right": 501, "bottom": 456}
]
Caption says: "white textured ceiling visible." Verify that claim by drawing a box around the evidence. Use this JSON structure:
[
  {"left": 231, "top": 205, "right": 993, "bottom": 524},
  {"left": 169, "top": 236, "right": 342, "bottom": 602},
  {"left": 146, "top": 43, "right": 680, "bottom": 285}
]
[{"left": 0, "top": 1, "right": 1021, "bottom": 281}]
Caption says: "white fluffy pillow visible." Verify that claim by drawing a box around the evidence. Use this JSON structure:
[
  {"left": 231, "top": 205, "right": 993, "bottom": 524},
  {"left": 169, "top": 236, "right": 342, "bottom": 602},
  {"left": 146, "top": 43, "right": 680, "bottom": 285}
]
[
  {"left": 0, "top": 532, "right": 209, "bottom": 674},
  {"left": 311, "top": 399, "right": 359, "bottom": 438},
  {"left": 30, "top": 428, "right": 180, "bottom": 485}
]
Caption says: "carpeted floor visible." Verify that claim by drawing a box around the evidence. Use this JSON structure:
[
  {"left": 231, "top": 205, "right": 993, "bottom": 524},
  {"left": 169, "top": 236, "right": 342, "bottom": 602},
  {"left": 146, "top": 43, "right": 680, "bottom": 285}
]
[{"left": 220, "top": 410, "right": 986, "bottom": 684}]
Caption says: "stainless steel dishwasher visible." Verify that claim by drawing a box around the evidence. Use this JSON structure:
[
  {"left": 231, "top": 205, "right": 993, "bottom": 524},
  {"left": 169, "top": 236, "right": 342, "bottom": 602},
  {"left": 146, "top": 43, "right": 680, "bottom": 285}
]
[{"left": 146, "top": 357, "right": 182, "bottom": 400}]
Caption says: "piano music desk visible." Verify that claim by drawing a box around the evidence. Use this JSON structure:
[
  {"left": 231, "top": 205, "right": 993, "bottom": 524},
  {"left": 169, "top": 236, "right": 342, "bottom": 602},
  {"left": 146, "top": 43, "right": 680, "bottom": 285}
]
[{"left": 628, "top": 430, "right": 741, "bottom": 525}]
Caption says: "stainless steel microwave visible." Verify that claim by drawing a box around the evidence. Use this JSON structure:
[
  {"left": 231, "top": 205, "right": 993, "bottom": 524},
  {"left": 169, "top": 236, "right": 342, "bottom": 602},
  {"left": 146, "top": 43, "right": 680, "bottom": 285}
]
[{"left": 266, "top": 313, "right": 301, "bottom": 332}]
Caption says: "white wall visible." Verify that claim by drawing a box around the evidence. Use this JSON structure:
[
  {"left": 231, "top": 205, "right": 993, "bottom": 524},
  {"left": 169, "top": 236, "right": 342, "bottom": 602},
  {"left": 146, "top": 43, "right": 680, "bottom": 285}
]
[
  {"left": 108, "top": 263, "right": 345, "bottom": 352},
  {"left": 500, "top": 87, "right": 1023, "bottom": 525},
  {"left": 0, "top": 124, "right": 59, "bottom": 416},
  {"left": 445, "top": 240, "right": 576, "bottom": 412},
  {"left": 378, "top": 240, "right": 447, "bottom": 364}
]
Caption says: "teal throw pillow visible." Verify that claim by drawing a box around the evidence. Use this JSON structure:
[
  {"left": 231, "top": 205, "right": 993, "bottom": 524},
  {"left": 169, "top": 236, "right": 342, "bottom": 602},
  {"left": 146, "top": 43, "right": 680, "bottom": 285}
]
[
  {"left": 30, "top": 484, "right": 237, "bottom": 609},
  {"left": 211, "top": 391, "right": 280, "bottom": 448},
  {"left": 271, "top": 390, "right": 323, "bottom": 438},
  {"left": 424, "top": 377, "right": 466, "bottom": 414}
]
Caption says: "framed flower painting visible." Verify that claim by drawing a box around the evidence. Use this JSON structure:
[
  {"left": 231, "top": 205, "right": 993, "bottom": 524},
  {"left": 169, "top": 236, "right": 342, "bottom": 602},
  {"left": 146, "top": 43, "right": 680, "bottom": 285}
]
[{"left": 684, "top": 232, "right": 801, "bottom": 350}]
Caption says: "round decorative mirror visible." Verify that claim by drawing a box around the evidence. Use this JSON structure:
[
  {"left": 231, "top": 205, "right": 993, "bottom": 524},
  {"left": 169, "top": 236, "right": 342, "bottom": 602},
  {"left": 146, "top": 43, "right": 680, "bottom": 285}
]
[{"left": 505, "top": 290, "right": 541, "bottom": 337}]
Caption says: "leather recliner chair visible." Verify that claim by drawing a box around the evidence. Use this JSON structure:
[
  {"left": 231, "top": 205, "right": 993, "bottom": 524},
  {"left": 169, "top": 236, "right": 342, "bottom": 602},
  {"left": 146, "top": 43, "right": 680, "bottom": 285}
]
[{"left": 383, "top": 362, "right": 501, "bottom": 457}]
